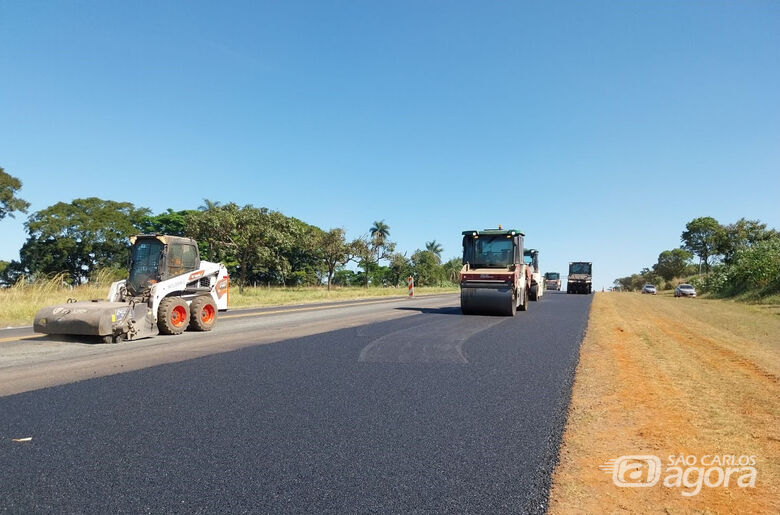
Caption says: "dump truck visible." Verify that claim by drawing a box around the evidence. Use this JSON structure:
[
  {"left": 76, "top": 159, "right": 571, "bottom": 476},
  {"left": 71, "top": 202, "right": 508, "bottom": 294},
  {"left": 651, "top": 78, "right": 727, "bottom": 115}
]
[
  {"left": 459, "top": 227, "right": 531, "bottom": 315},
  {"left": 523, "top": 248, "right": 544, "bottom": 301},
  {"left": 567, "top": 262, "right": 592, "bottom": 294},
  {"left": 34, "top": 235, "right": 229, "bottom": 343},
  {"left": 544, "top": 272, "right": 561, "bottom": 291}
]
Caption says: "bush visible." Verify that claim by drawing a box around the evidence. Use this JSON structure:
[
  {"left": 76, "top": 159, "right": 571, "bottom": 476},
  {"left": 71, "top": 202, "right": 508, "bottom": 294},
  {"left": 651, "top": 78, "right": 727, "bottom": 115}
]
[
  {"left": 730, "top": 239, "right": 780, "bottom": 290},
  {"left": 693, "top": 238, "right": 780, "bottom": 297}
]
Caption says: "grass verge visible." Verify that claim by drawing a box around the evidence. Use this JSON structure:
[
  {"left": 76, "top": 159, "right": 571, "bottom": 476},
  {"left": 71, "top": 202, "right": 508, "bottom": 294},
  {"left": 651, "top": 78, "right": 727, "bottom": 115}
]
[
  {"left": 548, "top": 292, "right": 779, "bottom": 513},
  {"left": 0, "top": 280, "right": 458, "bottom": 328}
]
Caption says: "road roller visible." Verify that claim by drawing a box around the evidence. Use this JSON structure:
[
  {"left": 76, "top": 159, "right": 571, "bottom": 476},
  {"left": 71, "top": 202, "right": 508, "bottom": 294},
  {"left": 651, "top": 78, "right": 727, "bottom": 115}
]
[{"left": 459, "top": 227, "right": 531, "bottom": 316}]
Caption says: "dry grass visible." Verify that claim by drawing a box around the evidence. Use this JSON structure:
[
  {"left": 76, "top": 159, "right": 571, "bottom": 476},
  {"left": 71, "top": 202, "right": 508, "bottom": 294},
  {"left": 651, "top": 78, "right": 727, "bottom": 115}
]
[
  {"left": 549, "top": 292, "right": 779, "bottom": 514},
  {"left": 0, "top": 278, "right": 457, "bottom": 328},
  {"left": 0, "top": 273, "right": 114, "bottom": 328}
]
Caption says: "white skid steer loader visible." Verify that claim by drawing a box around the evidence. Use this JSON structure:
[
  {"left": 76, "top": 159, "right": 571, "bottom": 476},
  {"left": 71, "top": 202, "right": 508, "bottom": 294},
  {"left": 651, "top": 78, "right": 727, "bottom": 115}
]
[{"left": 34, "top": 235, "right": 229, "bottom": 343}]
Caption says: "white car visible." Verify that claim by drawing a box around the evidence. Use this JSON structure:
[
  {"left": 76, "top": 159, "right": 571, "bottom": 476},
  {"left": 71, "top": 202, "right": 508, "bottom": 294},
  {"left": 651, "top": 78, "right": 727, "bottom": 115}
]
[
  {"left": 674, "top": 284, "right": 697, "bottom": 298},
  {"left": 641, "top": 284, "right": 657, "bottom": 295}
]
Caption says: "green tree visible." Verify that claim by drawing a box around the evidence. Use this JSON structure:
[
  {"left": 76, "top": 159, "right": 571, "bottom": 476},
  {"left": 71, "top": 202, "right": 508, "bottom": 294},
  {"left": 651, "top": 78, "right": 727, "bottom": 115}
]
[
  {"left": 280, "top": 216, "right": 324, "bottom": 286},
  {"left": 729, "top": 238, "right": 780, "bottom": 290},
  {"left": 717, "top": 218, "right": 778, "bottom": 265},
  {"left": 187, "top": 204, "right": 321, "bottom": 290},
  {"left": 411, "top": 249, "right": 443, "bottom": 286},
  {"left": 681, "top": 216, "right": 723, "bottom": 273},
  {"left": 16, "top": 197, "right": 149, "bottom": 283},
  {"left": 654, "top": 249, "right": 693, "bottom": 282},
  {"left": 333, "top": 269, "right": 359, "bottom": 286},
  {"left": 198, "top": 198, "right": 222, "bottom": 211},
  {"left": 387, "top": 252, "right": 412, "bottom": 287},
  {"left": 369, "top": 220, "right": 390, "bottom": 244},
  {"left": 425, "top": 240, "right": 443, "bottom": 264},
  {"left": 441, "top": 257, "right": 462, "bottom": 283},
  {"left": 357, "top": 222, "right": 395, "bottom": 288},
  {"left": 318, "top": 228, "right": 355, "bottom": 290},
  {"left": 138, "top": 209, "right": 197, "bottom": 236},
  {"left": 0, "top": 167, "right": 30, "bottom": 221},
  {"left": 187, "top": 204, "right": 271, "bottom": 292}
]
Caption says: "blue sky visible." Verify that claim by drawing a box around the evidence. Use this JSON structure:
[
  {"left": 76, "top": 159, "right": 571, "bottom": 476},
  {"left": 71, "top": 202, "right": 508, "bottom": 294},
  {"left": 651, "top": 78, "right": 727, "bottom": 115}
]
[{"left": 1, "top": 1, "right": 778, "bottom": 289}]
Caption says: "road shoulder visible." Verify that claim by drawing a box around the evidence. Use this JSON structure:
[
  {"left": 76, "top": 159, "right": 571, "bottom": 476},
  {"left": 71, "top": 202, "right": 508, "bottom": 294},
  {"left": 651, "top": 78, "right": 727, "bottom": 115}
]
[{"left": 548, "top": 293, "right": 779, "bottom": 513}]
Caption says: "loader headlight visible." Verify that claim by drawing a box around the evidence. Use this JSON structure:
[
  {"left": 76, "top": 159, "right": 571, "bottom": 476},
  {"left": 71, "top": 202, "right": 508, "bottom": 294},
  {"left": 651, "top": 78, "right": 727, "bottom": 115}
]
[{"left": 114, "top": 307, "right": 131, "bottom": 323}]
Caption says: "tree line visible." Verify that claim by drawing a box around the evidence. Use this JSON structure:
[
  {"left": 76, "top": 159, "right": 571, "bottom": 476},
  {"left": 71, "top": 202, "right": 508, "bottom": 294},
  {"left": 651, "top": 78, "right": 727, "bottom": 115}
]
[
  {"left": 614, "top": 216, "right": 780, "bottom": 298},
  {"left": 0, "top": 190, "right": 462, "bottom": 291}
]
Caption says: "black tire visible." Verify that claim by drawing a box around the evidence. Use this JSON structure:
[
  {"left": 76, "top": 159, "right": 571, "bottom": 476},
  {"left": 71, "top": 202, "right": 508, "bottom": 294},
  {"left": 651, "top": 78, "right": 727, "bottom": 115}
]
[
  {"left": 530, "top": 284, "right": 538, "bottom": 301},
  {"left": 113, "top": 333, "right": 126, "bottom": 344},
  {"left": 100, "top": 335, "right": 114, "bottom": 344},
  {"left": 189, "top": 296, "right": 218, "bottom": 331},
  {"left": 507, "top": 291, "right": 517, "bottom": 316},
  {"left": 158, "top": 297, "right": 190, "bottom": 335}
]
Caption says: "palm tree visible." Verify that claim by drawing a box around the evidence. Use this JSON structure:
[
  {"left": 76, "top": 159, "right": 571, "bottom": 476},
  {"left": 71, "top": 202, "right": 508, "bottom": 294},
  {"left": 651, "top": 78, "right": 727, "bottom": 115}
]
[
  {"left": 425, "top": 240, "right": 443, "bottom": 263},
  {"left": 199, "top": 198, "right": 221, "bottom": 211},
  {"left": 370, "top": 220, "right": 390, "bottom": 244}
]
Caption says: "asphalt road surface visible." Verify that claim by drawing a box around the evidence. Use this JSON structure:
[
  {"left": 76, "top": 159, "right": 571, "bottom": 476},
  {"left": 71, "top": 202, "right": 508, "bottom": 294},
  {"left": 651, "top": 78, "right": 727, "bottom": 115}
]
[{"left": 0, "top": 292, "right": 592, "bottom": 513}]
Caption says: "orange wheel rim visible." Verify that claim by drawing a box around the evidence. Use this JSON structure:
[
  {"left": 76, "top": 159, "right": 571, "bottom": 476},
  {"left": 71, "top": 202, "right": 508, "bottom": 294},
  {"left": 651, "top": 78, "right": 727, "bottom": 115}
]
[
  {"left": 171, "top": 305, "right": 187, "bottom": 327},
  {"left": 201, "top": 304, "right": 215, "bottom": 324}
]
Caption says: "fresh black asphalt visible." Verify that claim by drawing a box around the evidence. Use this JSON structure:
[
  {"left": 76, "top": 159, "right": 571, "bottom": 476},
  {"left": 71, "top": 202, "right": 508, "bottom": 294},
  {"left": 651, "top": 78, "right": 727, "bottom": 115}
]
[{"left": 0, "top": 292, "right": 592, "bottom": 513}]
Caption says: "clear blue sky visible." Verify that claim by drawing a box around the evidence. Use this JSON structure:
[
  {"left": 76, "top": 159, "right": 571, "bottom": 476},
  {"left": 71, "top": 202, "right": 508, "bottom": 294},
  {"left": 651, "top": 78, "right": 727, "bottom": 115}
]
[{"left": 1, "top": 1, "right": 779, "bottom": 289}]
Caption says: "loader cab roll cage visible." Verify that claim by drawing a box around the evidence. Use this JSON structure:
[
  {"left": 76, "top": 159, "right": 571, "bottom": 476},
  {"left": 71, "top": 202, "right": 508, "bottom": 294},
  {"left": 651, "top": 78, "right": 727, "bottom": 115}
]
[{"left": 127, "top": 235, "right": 201, "bottom": 295}]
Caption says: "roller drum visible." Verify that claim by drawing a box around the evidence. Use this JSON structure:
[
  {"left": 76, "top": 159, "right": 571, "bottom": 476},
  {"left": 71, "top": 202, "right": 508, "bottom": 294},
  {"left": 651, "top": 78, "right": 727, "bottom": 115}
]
[{"left": 461, "top": 286, "right": 516, "bottom": 316}]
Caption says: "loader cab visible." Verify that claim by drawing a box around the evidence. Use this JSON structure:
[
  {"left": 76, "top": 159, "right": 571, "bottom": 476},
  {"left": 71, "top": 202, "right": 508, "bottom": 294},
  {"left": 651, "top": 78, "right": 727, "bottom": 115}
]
[
  {"left": 462, "top": 228, "right": 525, "bottom": 269},
  {"left": 127, "top": 235, "right": 201, "bottom": 294}
]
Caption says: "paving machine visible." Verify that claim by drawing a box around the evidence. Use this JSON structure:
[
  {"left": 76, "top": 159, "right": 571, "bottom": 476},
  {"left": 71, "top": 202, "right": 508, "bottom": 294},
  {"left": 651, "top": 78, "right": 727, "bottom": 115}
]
[
  {"left": 544, "top": 272, "right": 561, "bottom": 291},
  {"left": 34, "top": 235, "right": 229, "bottom": 342},
  {"left": 523, "top": 248, "right": 544, "bottom": 301},
  {"left": 567, "top": 261, "right": 592, "bottom": 294},
  {"left": 459, "top": 227, "right": 531, "bottom": 316}
]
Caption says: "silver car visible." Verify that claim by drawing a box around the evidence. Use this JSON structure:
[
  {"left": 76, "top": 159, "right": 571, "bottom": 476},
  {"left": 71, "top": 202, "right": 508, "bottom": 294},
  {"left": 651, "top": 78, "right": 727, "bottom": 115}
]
[
  {"left": 674, "top": 284, "right": 696, "bottom": 298},
  {"left": 641, "top": 284, "right": 657, "bottom": 295}
]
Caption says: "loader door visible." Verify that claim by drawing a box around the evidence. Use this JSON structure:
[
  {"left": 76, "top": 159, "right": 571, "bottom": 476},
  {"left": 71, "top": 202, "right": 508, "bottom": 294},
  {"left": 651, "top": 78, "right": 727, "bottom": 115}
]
[
  {"left": 128, "top": 238, "right": 165, "bottom": 294},
  {"left": 163, "top": 242, "right": 201, "bottom": 280}
]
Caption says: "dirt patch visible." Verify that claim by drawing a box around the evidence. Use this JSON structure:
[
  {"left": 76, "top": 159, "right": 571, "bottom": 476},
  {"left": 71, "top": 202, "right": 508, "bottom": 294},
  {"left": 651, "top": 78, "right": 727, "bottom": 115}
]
[{"left": 548, "top": 293, "right": 779, "bottom": 514}]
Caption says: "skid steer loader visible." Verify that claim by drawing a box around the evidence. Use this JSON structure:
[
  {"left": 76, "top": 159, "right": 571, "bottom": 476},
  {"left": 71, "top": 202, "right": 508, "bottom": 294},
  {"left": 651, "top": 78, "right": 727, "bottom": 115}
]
[{"left": 33, "top": 235, "right": 229, "bottom": 343}]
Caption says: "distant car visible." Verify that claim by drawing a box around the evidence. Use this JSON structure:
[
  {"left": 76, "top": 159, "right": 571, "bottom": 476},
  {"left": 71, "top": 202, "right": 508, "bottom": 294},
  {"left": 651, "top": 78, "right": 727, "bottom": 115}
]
[
  {"left": 674, "top": 284, "right": 697, "bottom": 298},
  {"left": 641, "top": 284, "right": 657, "bottom": 295}
]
